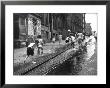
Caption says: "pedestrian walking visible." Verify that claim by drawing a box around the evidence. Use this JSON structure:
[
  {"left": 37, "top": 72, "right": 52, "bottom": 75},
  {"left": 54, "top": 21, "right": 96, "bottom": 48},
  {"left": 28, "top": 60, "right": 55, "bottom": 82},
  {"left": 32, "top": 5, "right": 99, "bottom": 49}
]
[
  {"left": 59, "top": 34, "right": 62, "bottom": 44},
  {"left": 25, "top": 36, "right": 36, "bottom": 60},
  {"left": 70, "top": 35, "right": 76, "bottom": 47},
  {"left": 52, "top": 36, "right": 56, "bottom": 43},
  {"left": 65, "top": 36, "right": 70, "bottom": 43},
  {"left": 27, "top": 43, "right": 35, "bottom": 56},
  {"left": 35, "top": 38, "right": 39, "bottom": 48},
  {"left": 26, "top": 38, "right": 29, "bottom": 47},
  {"left": 37, "top": 35, "right": 44, "bottom": 55}
]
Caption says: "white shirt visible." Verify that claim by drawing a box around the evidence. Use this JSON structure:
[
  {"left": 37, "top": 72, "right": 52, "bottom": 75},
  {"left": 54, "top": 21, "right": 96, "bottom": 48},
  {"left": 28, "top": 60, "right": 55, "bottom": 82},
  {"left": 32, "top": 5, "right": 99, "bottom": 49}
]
[
  {"left": 78, "top": 33, "right": 83, "bottom": 39},
  {"left": 70, "top": 36, "right": 75, "bottom": 42},
  {"left": 66, "top": 37, "right": 69, "bottom": 40},
  {"left": 38, "top": 39, "right": 43, "bottom": 47},
  {"left": 85, "top": 36, "right": 96, "bottom": 60},
  {"left": 28, "top": 43, "right": 35, "bottom": 48},
  {"left": 89, "top": 36, "right": 96, "bottom": 45},
  {"left": 52, "top": 37, "right": 55, "bottom": 41},
  {"left": 59, "top": 35, "right": 62, "bottom": 40}
]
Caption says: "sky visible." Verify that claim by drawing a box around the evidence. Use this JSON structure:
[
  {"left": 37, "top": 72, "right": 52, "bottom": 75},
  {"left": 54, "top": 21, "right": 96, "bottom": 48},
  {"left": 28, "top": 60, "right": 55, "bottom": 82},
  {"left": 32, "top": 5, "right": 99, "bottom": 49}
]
[{"left": 85, "top": 14, "right": 97, "bottom": 32}]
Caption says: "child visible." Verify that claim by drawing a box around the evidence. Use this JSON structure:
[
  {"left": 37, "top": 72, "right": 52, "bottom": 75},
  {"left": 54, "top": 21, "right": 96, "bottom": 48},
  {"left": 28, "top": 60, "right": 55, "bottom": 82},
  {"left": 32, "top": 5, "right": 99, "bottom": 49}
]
[
  {"left": 27, "top": 43, "right": 35, "bottom": 57},
  {"left": 65, "top": 36, "right": 70, "bottom": 43},
  {"left": 37, "top": 35, "right": 43, "bottom": 55},
  {"left": 52, "top": 37, "right": 55, "bottom": 43}
]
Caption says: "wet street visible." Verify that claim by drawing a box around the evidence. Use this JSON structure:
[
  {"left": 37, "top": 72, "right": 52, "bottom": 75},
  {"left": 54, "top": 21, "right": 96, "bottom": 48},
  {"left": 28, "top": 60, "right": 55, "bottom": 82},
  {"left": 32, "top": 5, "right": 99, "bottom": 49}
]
[
  {"left": 78, "top": 43, "right": 97, "bottom": 75},
  {"left": 14, "top": 39, "right": 97, "bottom": 75},
  {"left": 47, "top": 42, "right": 97, "bottom": 75},
  {"left": 13, "top": 41, "right": 65, "bottom": 65},
  {"left": 12, "top": 12, "right": 99, "bottom": 76}
]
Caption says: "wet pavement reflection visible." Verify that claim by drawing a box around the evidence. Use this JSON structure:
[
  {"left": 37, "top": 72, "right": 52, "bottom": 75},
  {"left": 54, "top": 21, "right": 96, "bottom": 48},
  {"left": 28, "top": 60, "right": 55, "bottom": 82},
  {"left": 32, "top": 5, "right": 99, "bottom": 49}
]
[{"left": 48, "top": 42, "right": 97, "bottom": 75}]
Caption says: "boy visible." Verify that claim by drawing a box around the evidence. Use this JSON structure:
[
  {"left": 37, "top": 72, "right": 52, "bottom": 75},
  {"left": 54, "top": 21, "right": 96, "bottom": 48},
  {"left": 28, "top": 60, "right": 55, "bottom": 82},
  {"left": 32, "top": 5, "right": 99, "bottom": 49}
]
[
  {"left": 37, "top": 35, "right": 44, "bottom": 55},
  {"left": 27, "top": 43, "right": 35, "bottom": 56}
]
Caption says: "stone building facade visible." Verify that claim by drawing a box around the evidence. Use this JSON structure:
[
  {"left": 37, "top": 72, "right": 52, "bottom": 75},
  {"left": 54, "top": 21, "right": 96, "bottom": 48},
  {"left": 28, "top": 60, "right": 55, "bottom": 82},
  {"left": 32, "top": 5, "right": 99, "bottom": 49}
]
[
  {"left": 14, "top": 13, "right": 86, "bottom": 48},
  {"left": 51, "top": 13, "right": 86, "bottom": 39},
  {"left": 14, "top": 13, "right": 51, "bottom": 48}
]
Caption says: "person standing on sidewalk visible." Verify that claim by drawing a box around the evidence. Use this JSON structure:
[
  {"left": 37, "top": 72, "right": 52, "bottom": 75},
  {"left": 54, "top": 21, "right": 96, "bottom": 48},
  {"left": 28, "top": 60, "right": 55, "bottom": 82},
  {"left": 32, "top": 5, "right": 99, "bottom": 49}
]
[{"left": 70, "top": 34, "right": 76, "bottom": 48}]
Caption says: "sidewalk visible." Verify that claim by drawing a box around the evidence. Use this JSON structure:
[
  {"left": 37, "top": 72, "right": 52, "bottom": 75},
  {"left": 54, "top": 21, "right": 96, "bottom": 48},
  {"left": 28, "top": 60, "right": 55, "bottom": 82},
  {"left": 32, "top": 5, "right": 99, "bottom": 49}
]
[{"left": 14, "top": 40, "right": 66, "bottom": 65}]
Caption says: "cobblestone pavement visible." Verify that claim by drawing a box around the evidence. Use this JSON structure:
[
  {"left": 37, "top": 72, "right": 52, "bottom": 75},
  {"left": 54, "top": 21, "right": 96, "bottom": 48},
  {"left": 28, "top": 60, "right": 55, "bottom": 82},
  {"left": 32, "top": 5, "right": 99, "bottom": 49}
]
[{"left": 14, "top": 41, "right": 66, "bottom": 66}]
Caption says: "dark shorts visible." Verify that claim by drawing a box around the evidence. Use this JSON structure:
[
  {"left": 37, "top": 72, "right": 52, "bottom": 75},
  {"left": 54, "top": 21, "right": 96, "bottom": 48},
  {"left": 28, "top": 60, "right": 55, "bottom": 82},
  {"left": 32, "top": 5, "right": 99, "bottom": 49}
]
[
  {"left": 27, "top": 47, "right": 34, "bottom": 56},
  {"left": 65, "top": 40, "right": 69, "bottom": 43}
]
